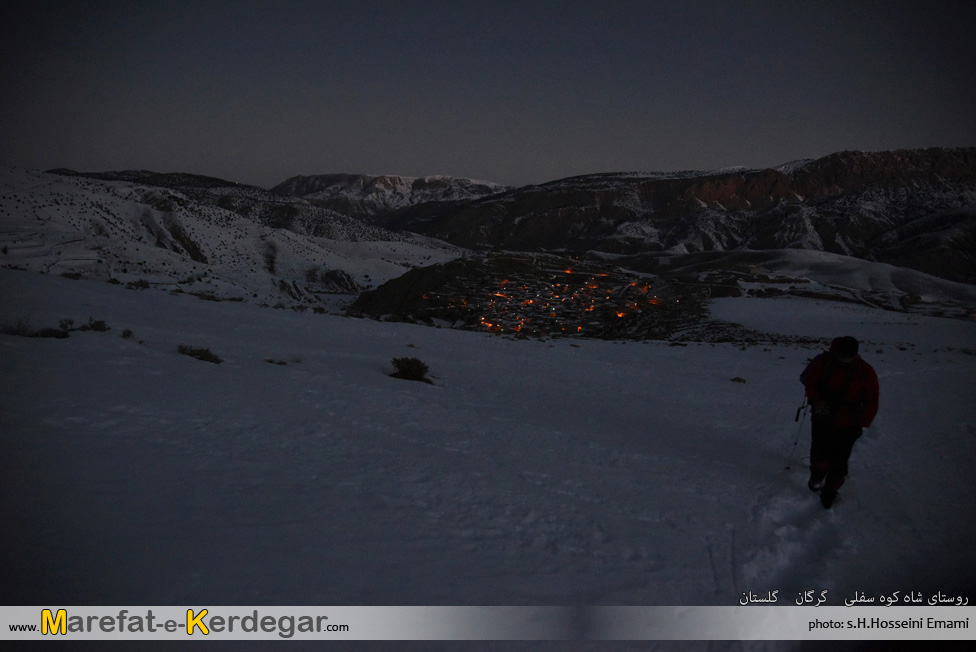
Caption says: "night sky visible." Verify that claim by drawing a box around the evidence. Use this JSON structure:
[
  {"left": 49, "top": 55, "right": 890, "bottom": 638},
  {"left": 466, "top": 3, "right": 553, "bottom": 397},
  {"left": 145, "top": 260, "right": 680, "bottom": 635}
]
[{"left": 2, "top": 0, "right": 975, "bottom": 188}]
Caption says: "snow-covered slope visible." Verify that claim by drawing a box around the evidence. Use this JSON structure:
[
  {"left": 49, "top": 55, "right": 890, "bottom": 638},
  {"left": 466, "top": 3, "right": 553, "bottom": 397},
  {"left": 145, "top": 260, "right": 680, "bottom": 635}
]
[
  {"left": 616, "top": 248, "right": 976, "bottom": 318},
  {"left": 0, "top": 167, "right": 465, "bottom": 306},
  {"left": 3, "top": 268, "right": 974, "bottom": 613}
]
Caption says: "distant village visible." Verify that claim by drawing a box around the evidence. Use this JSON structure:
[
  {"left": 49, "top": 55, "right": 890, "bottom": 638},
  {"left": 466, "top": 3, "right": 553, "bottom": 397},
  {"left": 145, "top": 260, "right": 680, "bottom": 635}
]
[
  {"left": 410, "top": 253, "right": 676, "bottom": 339},
  {"left": 352, "top": 252, "right": 867, "bottom": 343}
]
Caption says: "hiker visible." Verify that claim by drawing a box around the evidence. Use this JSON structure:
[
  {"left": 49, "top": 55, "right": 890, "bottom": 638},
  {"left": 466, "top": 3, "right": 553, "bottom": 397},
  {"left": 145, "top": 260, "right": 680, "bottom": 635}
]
[{"left": 801, "top": 336, "right": 879, "bottom": 508}]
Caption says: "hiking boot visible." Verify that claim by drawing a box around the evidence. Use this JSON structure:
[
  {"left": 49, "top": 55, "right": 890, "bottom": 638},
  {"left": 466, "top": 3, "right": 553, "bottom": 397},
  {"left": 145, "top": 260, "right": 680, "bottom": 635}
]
[
  {"left": 820, "top": 489, "right": 838, "bottom": 509},
  {"left": 808, "top": 476, "right": 824, "bottom": 492}
]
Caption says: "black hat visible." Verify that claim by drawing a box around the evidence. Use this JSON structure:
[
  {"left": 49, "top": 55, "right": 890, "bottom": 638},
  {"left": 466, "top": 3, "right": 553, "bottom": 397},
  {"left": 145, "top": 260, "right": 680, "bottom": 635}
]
[{"left": 830, "top": 336, "right": 859, "bottom": 358}]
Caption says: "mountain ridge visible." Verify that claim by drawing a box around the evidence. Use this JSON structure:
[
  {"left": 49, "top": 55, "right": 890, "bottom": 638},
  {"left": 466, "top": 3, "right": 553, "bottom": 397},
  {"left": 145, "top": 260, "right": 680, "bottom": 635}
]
[
  {"left": 31, "top": 146, "right": 976, "bottom": 292},
  {"left": 248, "top": 148, "right": 976, "bottom": 285},
  {"left": 270, "top": 172, "right": 512, "bottom": 228},
  {"left": 6, "top": 148, "right": 976, "bottom": 337},
  {"left": 382, "top": 147, "right": 976, "bottom": 285}
]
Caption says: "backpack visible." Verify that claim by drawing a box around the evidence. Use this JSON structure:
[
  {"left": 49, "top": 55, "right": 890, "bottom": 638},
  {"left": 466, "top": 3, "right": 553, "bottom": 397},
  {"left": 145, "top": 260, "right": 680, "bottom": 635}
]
[
  {"left": 801, "top": 352, "right": 866, "bottom": 413},
  {"left": 799, "top": 352, "right": 827, "bottom": 385}
]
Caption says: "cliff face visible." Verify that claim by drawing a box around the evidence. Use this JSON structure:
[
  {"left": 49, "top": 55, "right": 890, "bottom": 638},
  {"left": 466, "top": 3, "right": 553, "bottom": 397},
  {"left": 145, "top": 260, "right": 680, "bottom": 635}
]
[
  {"left": 790, "top": 148, "right": 976, "bottom": 194},
  {"left": 392, "top": 148, "right": 976, "bottom": 284},
  {"left": 664, "top": 149, "right": 976, "bottom": 209}
]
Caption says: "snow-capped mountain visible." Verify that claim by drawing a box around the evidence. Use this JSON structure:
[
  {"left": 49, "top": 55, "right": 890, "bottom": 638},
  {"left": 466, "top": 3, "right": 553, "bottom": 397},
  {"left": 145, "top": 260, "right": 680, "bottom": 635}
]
[
  {"left": 384, "top": 148, "right": 976, "bottom": 285},
  {"left": 0, "top": 168, "right": 464, "bottom": 307},
  {"left": 5, "top": 147, "right": 975, "bottom": 327},
  {"left": 270, "top": 173, "right": 511, "bottom": 228}
]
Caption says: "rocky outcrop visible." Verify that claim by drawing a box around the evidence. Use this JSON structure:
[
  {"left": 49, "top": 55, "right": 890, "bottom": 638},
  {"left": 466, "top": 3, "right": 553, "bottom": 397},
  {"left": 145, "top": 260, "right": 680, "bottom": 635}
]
[
  {"left": 790, "top": 148, "right": 976, "bottom": 195},
  {"left": 396, "top": 148, "right": 976, "bottom": 283}
]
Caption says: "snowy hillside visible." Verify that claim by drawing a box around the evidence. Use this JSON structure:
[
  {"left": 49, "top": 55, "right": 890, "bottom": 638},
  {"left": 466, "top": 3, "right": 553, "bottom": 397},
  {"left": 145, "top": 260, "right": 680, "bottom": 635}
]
[
  {"left": 615, "top": 248, "right": 976, "bottom": 319},
  {"left": 3, "top": 268, "right": 974, "bottom": 615},
  {"left": 0, "top": 168, "right": 464, "bottom": 306}
]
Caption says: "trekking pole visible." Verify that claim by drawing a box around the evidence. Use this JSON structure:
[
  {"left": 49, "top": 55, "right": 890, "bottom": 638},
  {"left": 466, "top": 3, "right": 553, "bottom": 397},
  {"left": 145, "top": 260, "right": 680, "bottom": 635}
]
[{"left": 786, "top": 395, "right": 808, "bottom": 470}]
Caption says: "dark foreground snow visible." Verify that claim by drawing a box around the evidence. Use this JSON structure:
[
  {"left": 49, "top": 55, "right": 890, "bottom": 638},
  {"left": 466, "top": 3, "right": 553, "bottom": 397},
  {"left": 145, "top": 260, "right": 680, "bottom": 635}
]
[{"left": 2, "top": 270, "right": 975, "bottom": 649}]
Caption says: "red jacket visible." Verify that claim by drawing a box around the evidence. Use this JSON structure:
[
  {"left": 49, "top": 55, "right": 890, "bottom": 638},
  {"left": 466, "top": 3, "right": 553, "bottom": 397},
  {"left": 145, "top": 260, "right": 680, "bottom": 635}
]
[{"left": 804, "top": 354, "right": 879, "bottom": 428}]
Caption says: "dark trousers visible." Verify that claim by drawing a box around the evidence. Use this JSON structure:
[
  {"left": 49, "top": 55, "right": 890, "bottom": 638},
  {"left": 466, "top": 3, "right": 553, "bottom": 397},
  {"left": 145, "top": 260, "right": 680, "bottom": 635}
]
[{"left": 810, "top": 417, "right": 863, "bottom": 492}]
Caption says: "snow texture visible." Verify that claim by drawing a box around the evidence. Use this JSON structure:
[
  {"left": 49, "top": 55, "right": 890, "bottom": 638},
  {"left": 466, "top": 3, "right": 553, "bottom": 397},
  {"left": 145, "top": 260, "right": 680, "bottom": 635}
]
[{"left": 3, "top": 268, "right": 975, "bottom": 617}]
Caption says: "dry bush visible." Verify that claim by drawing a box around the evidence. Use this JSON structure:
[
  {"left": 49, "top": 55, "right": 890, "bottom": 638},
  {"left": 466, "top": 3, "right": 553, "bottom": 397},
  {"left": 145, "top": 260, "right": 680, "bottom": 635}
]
[
  {"left": 390, "top": 357, "right": 432, "bottom": 384},
  {"left": 178, "top": 344, "right": 223, "bottom": 364}
]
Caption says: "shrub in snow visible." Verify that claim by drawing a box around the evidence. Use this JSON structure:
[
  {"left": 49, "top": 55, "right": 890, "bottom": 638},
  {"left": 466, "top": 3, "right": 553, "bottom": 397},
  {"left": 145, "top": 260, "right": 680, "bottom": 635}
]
[
  {"left": 77, "top": 317, "right": 110, "bottom": 332},
  {"left": 35, "top": 327, "right": 70, "bottom": 338},
  {"left": 177, "top": 344, "right": 223, "bottom": 364},
  {"left": 57, "top": 317, "right": 111, "bottom": 333},
  {"left": 390, "top": 357, "right": 432, "bottom": 384},
  {"left": 1, "top": 319, "right": 69, "bottom": 339}
]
